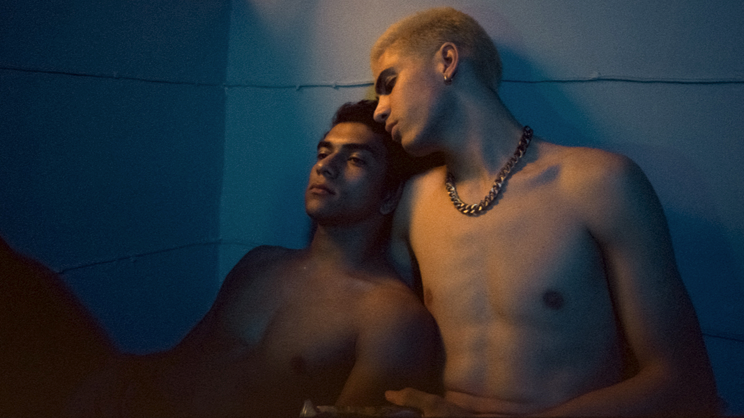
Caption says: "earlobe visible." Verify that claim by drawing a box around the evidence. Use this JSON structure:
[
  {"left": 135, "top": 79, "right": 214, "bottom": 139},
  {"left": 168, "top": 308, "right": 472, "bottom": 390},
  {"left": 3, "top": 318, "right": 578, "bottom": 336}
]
[
  {"left": 380, "top": 183, "right": 404, "bottom": 215},
  {"left": 439, "top": 42, "right": 459, "bottom": 83}
]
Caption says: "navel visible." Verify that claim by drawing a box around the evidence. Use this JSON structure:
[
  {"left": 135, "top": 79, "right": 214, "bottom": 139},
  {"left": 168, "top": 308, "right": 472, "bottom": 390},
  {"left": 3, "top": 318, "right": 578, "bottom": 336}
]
[
  {"left": 543, "top": 290, "right": 565, "bottom": 310},
  {"left": 290, "top": 355, "right": 307, "bottom": 375}
]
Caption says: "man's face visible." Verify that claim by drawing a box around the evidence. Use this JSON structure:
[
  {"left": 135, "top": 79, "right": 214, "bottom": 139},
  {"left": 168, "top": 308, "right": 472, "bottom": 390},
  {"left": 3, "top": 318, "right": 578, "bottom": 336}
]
[
  {"left": 372, "top": 48, "right": 443, "bottom": 157},
  {"left": 305, "top": 122, "right": 390, "bottom": 225}
]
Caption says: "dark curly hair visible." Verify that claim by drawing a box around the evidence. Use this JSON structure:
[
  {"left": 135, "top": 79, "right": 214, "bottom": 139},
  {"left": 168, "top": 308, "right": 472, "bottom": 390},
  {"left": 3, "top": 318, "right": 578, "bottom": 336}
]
[{"left": 326, "top": 99, "right": 412, "bottom": 193}]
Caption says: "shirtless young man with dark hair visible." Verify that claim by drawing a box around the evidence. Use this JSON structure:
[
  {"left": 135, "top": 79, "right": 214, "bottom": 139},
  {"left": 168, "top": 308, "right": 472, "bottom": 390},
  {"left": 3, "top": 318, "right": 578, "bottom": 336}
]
[
  {"left": 3, "top": 100, "right": 441, "bottom": 417},
  {"left": 141, "top": 99, "right": 441, "bottom": 417},
  {"left": 371, "top": 7, "right": 718, "bottom": 417}
]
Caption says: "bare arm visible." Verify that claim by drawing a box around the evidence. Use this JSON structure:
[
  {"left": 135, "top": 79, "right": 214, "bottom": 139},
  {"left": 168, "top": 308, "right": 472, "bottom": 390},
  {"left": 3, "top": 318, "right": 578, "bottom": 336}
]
[
  {"left": 335, "top": 291, "right": 443, "bottom": 407},
  {"left": 539, "top": 154, "right": 718, "bottom": 416},
  {"left": 140, "top": 246, "right": 285, "bottom": 415},
  {"left": 388, "top": 178, "right": 423, "bottom": 295}
]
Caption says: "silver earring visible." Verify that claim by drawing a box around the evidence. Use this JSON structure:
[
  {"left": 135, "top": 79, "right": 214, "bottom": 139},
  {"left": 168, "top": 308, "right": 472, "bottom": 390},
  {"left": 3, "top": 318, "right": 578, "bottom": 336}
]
[{"left": 443, "top": 74, "right": 453, "bottom": 85}]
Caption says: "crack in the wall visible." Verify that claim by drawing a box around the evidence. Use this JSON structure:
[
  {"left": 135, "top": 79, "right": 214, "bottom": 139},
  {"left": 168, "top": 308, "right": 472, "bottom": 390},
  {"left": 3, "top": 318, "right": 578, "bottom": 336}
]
[
  {"left": 55, "top": 240, "right": 221, "bottom": 274},
  {"left": 4, "top": 66, "right": 743, "bottom": 89}
]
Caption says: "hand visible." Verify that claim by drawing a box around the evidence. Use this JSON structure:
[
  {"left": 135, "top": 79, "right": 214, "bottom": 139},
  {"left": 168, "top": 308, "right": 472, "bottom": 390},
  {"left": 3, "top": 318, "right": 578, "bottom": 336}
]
[{"left": 385, "top": 388, "right": 473, "bottom": 417}]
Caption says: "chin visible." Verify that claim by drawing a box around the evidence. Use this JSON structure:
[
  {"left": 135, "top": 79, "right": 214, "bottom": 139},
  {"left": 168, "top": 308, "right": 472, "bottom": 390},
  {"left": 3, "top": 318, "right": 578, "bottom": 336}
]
[
  {"left": 304, "top": 206, "right": 327, "bottom": 221},
  {"left": 400, "top": 132, "right": 432, "bottom": 157},
  {"left": 306, "top": 208, "right": 341, "bottom": 224},
  {"left": 402, "top": 141, "right": 435, "bottom": 158}
]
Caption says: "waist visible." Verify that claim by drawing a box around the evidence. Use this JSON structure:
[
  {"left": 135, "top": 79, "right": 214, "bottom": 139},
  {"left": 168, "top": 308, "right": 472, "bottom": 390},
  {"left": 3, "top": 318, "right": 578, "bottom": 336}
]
[
  {"left": 444, "top": 390, "right": 548, "bottom": 416},
  {"left": 443, "top": 361, "right": 623, "bottom": 416}
]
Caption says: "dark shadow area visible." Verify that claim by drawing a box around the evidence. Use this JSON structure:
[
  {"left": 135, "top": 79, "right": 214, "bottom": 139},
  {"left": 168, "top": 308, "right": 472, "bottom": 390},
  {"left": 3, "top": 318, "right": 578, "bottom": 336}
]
[{"left": 1, "top": 236, "right": 115, "bottom": 416}]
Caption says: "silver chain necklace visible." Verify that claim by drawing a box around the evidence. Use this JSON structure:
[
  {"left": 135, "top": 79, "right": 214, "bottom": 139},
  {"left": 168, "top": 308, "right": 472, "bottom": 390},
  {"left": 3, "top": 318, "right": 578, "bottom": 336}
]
[{"left": 445, "top": 126, "right": 533, "bottom": 216}]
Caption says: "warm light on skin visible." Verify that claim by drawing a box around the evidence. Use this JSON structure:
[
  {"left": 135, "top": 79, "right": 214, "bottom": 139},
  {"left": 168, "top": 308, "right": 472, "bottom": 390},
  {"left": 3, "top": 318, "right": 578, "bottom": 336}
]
[
  {"left": 371, "top": 49, "right": 446, "bottom": 158},
  {"left": 305, "top": 122, "right": 391, "bottom": 225}
]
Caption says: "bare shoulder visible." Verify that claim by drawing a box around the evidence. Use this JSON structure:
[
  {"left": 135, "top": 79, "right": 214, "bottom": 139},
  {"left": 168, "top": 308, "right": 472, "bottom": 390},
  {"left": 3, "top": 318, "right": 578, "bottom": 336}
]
[
  {"left": 534, "top": 142, "right": 652, "bottom": 208},
  {"left": 229, "top": 245, "right": 295, "bottom": 273},
  {"left": 358, "top": 278, "right": 437, "bottom": 336},
  {"left": 407, "top": 164, "right": 448, "bottom": 195},
  {"left": 177, "top": 245, "right": 297, "bottom": 344},
  {"left": 361, "top": 278, "right": 426, "bottom": 309},
  {"left": 222, "top": 245, "right": 295, "bottom": 287},
  {"left": 531, "top": 141, "right": 637, "bottom": 187},
  {"left": 536, "top": 141, "right": 667, "bottom": 244},
  {"left": 393, "top": 166, "right": 447, "bottom": 231},
  {"left": 355, "top": 276, "right": 440, "bottom": 361},
  {"left": 209, "top": 245, "right": 301, "bottom": 318}
]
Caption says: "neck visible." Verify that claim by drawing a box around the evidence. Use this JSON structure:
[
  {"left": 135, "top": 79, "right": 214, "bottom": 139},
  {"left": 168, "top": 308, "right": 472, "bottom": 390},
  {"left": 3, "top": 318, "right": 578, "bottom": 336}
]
[
  {"left": 306, "top": 218, "right": 388, "bottom": 271},
  {"left": 438, "top": 90, "right": 524, "bottom": 183}
]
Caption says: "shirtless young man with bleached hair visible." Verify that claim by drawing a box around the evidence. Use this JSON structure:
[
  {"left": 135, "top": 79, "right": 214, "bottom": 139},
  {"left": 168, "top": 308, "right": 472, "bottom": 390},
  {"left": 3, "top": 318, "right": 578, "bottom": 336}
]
[
  {"left": 45, "top": 100, "right": 441, "bottom": 417},
  {"left": 370, "top": 7, "right": 719, "bottom": 417}
]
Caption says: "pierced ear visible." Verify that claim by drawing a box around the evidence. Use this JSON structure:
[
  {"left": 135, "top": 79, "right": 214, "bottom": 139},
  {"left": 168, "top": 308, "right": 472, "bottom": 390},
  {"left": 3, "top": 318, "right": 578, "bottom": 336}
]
[
  {"left": 438, "top": 42, "right": 459, "bottom": 81},
  {"left": 380, "top": 182, "right": 404, "bottom": 215}
]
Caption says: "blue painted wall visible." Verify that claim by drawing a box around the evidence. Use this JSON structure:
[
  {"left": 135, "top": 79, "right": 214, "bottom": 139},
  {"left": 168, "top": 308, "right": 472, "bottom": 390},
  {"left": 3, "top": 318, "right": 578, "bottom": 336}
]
[{"left": 0, "top": 0, "right": 231, "bottom": 353}]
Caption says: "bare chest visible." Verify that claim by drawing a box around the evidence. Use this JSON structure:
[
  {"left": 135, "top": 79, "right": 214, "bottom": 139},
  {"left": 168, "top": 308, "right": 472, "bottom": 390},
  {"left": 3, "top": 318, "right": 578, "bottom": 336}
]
[
  {"left": 238, "top": 283, "right": 357, "bottom": 366},
  {"left": 409, "top": 176, "right": 610, "bottom": 325},
  {"left": 401, "top": 151, "right": 626, "bottom": 403},
  {"left": 259, "top": 297, "right": 357, "bottom": 374},
  {"left": 223, "top": 274, "right": 359, "bottom": 400}
]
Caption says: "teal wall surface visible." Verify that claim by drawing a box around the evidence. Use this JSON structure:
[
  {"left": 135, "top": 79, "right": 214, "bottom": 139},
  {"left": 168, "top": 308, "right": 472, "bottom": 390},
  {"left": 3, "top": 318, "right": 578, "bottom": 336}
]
[
  {"left": 2, "top": 0, "right": 742, "bottom": 414},
  {"left": 1, "top": 0, "right": 231, "bottom": 353}
]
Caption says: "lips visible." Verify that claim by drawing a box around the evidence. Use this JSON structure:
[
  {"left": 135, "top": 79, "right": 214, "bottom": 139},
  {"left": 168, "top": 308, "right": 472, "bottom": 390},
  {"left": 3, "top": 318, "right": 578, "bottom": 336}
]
[
  {"left": 309, "top": 183, "right": 335, "bottom": 195},
  {"left": 385, "top": 121, "right": 397, "bottom": 134},
  {"left": 389, "top": 123, "right": 402, "bottom": 143},
  {"left": 385, "top": 121, "right": 402, "bottom": 143}
]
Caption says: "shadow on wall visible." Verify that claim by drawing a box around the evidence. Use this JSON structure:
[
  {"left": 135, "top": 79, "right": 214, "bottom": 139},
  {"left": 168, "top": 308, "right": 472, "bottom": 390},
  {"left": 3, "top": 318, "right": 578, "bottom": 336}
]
[
  {"left": 615, "top": 143, "right": 744, "bottom": 333},
  {"left": 1, "top": 237, "right": 115, "bottom": 416},
  {"left": 497, "top": 47, "right": 597, "bottom": 147}
]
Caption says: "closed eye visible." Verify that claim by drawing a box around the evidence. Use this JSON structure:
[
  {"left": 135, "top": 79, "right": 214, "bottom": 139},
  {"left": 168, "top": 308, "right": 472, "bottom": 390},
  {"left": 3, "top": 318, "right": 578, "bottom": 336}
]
[
  {"left": 349, "top": 156, "right": 367, "bottom": 166},
  {"left": 382, "top": 77, "right": 396, "bottom": 95},
  {"left": 375, "top": 69, "right": 397, "bottom": 95}
]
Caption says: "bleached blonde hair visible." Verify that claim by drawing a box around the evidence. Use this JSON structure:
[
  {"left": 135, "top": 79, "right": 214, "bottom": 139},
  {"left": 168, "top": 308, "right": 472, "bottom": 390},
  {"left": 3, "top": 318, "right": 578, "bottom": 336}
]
[{"left": 371, "top": 7, "right": 502, "bottom": 91}]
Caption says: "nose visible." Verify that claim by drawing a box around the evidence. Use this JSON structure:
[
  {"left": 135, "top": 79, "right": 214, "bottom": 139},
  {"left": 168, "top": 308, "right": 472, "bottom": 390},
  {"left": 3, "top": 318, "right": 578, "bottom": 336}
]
[
  {"left": 373, "top": 97, "right": 390, "bottom": 124},
  {"left": 315, "top": 153, "right": 339, "bottom": 179}
]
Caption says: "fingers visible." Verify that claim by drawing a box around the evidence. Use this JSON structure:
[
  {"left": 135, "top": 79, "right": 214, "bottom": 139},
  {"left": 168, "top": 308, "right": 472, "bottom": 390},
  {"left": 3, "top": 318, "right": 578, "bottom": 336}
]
[
  {"left": 385, "top": 388, "right": 471, "bottom": 417},
  {"left": 385, "top": 388, "right": 430, "bottom": 408}
]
